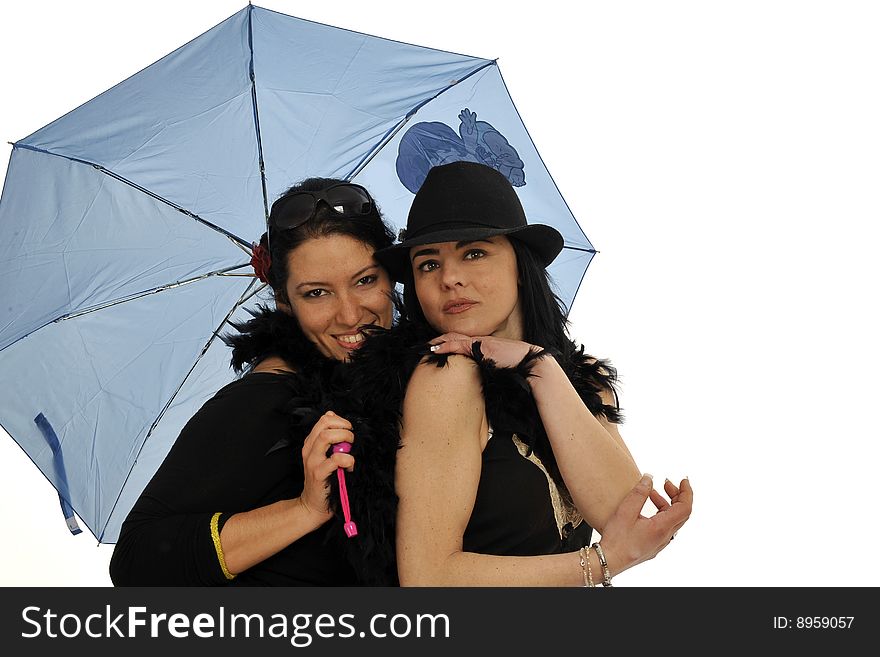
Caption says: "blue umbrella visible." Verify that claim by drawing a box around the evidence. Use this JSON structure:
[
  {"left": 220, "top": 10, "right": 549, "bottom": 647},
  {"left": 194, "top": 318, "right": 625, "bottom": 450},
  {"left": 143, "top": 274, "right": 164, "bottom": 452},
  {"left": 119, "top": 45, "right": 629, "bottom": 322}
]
[{"left": 0, "top": 4, "right": 595, "bottom": 543}]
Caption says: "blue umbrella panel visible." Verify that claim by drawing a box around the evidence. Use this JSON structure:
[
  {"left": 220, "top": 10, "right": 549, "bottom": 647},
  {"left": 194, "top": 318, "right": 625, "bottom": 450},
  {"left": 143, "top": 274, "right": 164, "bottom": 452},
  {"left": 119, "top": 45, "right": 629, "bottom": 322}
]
[{"left": 0, "top": 4, "right": 595, "bottom": 542}]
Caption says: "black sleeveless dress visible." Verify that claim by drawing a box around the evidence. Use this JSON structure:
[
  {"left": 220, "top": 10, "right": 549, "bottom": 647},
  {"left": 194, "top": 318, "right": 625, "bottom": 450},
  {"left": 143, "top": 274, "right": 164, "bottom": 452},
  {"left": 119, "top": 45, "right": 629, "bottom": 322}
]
[
  {"left": 315, "top": 320, "right": 620, "bottom": 584},
  {"left": 464, "top": 428, "right": 592, "bottom": 556}
]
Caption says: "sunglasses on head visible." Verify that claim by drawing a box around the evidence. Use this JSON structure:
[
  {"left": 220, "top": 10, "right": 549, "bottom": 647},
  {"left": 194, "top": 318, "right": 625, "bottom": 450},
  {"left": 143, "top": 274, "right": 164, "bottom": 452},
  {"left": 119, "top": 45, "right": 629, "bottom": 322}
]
[{"left": 269, "top": 183, "right": 375, "bottom": 231}]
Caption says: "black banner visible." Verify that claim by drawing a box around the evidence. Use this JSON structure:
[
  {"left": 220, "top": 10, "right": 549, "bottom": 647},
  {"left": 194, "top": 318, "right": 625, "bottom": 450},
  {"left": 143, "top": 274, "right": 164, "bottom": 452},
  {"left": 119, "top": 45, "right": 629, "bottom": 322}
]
[{"left": 0, "top": 587, "right": 872, "bottom": 655}]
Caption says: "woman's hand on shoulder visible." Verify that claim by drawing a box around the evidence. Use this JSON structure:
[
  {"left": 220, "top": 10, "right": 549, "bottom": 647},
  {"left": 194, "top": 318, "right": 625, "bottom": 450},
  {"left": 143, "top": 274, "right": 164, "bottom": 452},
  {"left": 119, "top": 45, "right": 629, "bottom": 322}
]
[
  {"left": 299, "top": 411, "right": 355, "bottom": 527},
  {"left": 428, "top": 332, "right": 537, "bottom": 369}
]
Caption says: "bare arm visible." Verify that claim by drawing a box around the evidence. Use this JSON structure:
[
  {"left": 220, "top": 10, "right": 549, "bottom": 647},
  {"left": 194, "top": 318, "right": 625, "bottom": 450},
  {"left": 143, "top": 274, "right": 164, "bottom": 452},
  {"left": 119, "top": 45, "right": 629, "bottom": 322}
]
[
  {"left": 528, "top": 355, "right": 640, "bottom": 530},
  {"left": 429, "top": 335, "right": 641, "bottom": 532},
  {"left": 395, "top": 357, "right": 693, "bottom": 585},
  {"left": 596, "top": 385, "right": 636, "bottom": 463},
  {"left": 396, "top": 356, "right": 598, "bottom": 586}
]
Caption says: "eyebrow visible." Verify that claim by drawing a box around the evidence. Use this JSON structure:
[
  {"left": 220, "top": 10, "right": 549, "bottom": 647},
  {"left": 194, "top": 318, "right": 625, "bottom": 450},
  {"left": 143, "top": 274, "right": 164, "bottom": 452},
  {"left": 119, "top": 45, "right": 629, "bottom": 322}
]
[
  {"left": 410, "top": 239, "right": 494, "bottom": 262},
  {"left": 295, "top": 264, "right": 376, "bottom": 290}
]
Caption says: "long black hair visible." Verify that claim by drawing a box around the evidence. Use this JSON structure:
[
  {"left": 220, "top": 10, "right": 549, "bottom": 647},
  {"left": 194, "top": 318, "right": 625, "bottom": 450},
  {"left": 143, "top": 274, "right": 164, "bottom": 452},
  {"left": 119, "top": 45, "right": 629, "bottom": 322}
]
[{"left": 223, "top": 177, "right": 395, "bottom": 372}]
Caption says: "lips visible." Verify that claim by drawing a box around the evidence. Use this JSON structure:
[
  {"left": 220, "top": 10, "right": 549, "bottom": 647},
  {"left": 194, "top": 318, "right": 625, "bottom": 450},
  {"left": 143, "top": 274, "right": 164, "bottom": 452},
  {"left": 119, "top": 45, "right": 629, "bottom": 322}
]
[{"left": 443, "top": 298, "right": 477, "bottom": 314}]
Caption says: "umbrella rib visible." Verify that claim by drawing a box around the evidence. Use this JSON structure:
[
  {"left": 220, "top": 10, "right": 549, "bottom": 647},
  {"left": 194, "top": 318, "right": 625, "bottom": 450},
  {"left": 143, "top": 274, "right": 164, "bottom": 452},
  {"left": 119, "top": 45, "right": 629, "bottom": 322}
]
[
  {"left": 0, "top": 265, "right": 255, "bottom": 358},
  {"left": 11, "top": 143, "right": 251, "bottom": 249},
  {"left": 246, "top": 4, "right": 271, "bottom": 233},
  {"left": 237, "top": 280, "right": 269, "bottom": 307},
  {"left": 346, "top": 60, "right": 498, "bottom": 181},
  {"left": 489, "top": 66, "right": 597, "bottom": 314},
  {"left": 98, "top": 276, "right": 261, "bottom": 542},
  {"left": 231, "top": 239, "right": 255, "bottom": 256},
  {"left": 493, "top": 67, "right": 592, "bottom": 248},
  {"left": 346, "top": 118, "right": 414, "bottom": 182},
  {"left": 563, "top": 253, "right": 596, "bottom": 317},
  {"left": 52, "top": 264, "right": 255, "bottom": 323}
]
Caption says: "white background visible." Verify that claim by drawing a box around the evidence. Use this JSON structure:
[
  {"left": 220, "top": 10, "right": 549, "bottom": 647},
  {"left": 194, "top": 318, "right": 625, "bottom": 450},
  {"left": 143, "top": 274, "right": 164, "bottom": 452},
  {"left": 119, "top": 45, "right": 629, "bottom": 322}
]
[{"left": 1, "top": 0, "right": 878, "bottom": 587}]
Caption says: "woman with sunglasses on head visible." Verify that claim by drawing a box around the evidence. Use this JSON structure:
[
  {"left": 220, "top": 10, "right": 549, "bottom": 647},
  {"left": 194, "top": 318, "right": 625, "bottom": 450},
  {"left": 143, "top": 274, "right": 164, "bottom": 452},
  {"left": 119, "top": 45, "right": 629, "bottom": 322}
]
[
  {"left": 109, "top": 178, "right": 396, "bottom": 586},
  {"left": 344, "top": 161, "right": 692, "bottom": 586}
]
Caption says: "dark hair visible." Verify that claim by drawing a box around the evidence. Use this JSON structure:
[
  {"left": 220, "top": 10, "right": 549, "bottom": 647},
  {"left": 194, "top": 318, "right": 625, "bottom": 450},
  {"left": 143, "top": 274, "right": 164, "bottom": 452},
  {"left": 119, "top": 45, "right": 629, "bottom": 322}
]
[
  {"left": 401, "top": 235, "right": 573, "bottom": 356},
  {"left": 262, "top": 177, "right": 395, "bottom": 304},
  {"left": 223, "top": 178, "right": 395, "bottom": 372}
]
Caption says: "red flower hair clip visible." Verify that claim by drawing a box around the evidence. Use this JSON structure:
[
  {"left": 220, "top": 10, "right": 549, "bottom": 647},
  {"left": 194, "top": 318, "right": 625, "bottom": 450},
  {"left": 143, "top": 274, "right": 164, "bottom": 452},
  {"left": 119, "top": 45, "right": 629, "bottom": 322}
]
[{"left": 250, "top": 242, "right": 271, "bottom": 283}]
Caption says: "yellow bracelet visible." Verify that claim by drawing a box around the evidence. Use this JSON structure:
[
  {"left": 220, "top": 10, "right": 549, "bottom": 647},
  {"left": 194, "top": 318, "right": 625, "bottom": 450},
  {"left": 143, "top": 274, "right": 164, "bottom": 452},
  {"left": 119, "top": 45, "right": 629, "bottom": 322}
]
[{"left": 210, "top": 512, "right": 236, "bottom": 580}]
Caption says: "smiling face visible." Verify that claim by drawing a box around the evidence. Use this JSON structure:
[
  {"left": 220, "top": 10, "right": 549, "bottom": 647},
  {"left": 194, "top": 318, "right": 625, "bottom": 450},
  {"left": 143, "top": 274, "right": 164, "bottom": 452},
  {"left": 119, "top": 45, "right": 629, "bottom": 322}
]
[
  {"left": 410, "top": 236, "right": 523, "bottom": 339},
  {"left": 281, "top": 234, "right": 393, "bottom": 361}
]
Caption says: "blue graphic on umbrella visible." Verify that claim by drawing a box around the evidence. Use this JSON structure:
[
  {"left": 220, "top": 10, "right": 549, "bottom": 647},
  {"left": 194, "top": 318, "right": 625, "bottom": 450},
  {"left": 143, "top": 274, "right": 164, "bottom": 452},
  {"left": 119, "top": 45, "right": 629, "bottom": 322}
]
[{"left": 397, "top": 108, "right": 525, "bottom": 193}]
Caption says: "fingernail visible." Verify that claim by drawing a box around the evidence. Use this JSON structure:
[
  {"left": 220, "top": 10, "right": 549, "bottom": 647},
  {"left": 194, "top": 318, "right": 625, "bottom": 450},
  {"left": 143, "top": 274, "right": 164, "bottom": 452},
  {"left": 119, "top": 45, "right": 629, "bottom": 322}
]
[
  {"left": 429, "top": 344, "right": 440, "bottom": 352},
  {"left": 665, "top": 478, "right": 672, "bottom": 485},
  {"left": 640, "top": 473, "right": 653, "bottom": 487}
]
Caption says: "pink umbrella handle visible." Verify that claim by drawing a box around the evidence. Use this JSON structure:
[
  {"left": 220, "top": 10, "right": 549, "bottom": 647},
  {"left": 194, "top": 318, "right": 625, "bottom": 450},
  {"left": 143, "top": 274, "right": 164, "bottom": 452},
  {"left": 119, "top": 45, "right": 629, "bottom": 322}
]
[{"left": 333, "top": 442, "right": 357, "bottom": 538}]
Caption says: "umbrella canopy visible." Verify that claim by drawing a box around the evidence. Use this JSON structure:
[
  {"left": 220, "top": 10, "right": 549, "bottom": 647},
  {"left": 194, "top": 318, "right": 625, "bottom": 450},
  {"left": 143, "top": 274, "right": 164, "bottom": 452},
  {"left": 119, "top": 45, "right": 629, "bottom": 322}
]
[{"left": 0, "top": 4, "right": 595, "bottom": 543}]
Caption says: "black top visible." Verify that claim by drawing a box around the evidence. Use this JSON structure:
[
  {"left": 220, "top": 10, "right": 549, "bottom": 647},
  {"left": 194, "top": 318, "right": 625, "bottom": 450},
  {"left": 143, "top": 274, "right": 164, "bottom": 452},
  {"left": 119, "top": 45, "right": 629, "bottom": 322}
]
[
  {"left": 464, "top": 430, "right": 589, "bottom": 556},
  {"left": 109, "top": 372, "right": 356, "bottom": 586}
]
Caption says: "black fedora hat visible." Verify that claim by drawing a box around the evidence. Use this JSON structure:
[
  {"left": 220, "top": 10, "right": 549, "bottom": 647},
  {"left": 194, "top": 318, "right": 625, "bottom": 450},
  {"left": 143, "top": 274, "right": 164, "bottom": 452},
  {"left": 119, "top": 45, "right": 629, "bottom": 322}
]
[{"left": 375, "top": 161, "right": 563, "bottom": 281}]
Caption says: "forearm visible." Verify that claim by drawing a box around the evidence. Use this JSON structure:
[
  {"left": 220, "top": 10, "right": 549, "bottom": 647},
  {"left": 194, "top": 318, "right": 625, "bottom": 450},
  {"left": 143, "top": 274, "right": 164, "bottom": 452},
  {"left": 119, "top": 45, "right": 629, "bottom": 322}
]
[
  {"left": 528, "top": 356, "right": 640, "bottom": 528},
  {"left": 220, "top": 497, "right": 329, "bottom": 575},
  {"left": 399, "top": 547, "right": 611, "bottom": 587}
]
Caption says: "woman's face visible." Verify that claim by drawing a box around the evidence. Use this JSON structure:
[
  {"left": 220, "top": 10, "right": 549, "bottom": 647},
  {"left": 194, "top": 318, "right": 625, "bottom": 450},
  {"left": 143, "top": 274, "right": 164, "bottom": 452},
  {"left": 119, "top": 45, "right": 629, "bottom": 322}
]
[
  {"left": 410, "top": 236, "right": 523, "bottom": 340},
  {"left": 281, "top": 234, "right": 393, "bottom": 361}
]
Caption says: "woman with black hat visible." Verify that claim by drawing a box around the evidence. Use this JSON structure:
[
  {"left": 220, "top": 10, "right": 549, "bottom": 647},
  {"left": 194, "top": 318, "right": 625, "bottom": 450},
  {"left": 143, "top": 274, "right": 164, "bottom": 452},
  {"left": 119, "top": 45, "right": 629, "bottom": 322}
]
[{"left": 345, "top": 160, "right": 692, "bottom": 586}]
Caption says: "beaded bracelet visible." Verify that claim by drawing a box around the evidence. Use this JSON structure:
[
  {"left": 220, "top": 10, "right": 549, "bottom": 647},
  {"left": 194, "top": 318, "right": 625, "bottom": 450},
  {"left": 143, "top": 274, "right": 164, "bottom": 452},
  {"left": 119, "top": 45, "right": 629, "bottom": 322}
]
[
  {"left": 578, "top": 547, "right": 594, "bottom": 587},
  {"left": 586, "top": 546, "right": 594, "bottom": 588},
  {"left": 592, "top": 542, "right": 613, "bottom": 587}
]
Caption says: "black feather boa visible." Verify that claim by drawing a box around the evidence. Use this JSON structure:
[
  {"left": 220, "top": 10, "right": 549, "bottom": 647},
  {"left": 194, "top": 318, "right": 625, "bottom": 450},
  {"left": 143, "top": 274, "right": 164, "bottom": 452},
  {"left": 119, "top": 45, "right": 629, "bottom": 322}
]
[
  {"left": 323, "top": 320, "right": 624, "bottom": 585},
  {"left": 298, "top": 321, "right": 439, "bottom": 586},
  {"left": 221, "top": 304, "right": 328, "bottom": 373},
  {"left": 222, "top": 308, "right": 622, "bottom": 586}
]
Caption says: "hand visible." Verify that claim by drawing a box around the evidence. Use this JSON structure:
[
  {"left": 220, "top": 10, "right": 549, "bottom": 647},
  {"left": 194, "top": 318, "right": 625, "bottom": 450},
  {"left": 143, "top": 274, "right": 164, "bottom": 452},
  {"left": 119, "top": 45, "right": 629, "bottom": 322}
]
[
  {"left": 429, "top": 332, "right": 537, "bottom": 369},
  {"left": 458, "top": 108, "right": 477, "bottom": 135},
  {"left": 299, "top": 411, "right": 355, "bottom": 525},
  {"left": 597, "top": 474, "right": 693, "bottom": 577}
]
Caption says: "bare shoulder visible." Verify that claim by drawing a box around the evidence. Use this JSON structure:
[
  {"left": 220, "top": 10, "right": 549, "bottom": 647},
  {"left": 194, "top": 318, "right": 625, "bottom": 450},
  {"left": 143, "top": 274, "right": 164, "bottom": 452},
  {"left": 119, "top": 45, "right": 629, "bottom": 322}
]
[
  {"left": 407, "top": 354, "right": 481, "bottom": 397},
  {"left": 402, "top": 355, "right": 484, "bottom": 437}
]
